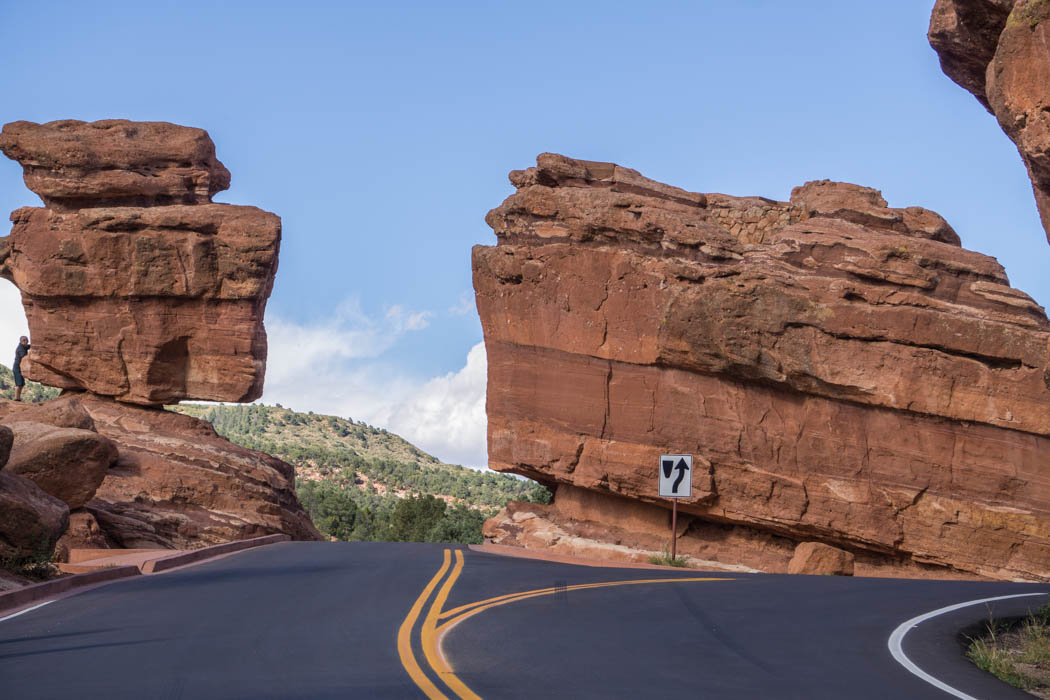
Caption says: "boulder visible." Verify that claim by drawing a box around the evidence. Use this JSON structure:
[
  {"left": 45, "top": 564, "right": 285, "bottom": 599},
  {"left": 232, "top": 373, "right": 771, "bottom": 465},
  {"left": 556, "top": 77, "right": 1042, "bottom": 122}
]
[
  {"left": 0, "top": 470, "right": 69, "bottom": 560},
  {"left": 0, "top": 119, "right": 279, "bottom": 405},
  {"left": 787, "top": 542, "right": 855, "bottom": 576},
  {"left": 3, "top": 421, "right": 117, "bottom": 509},
  {"left": 474, "top": 154, "right": 1050, "bottom": 581},
  {"left": 929, "top": 0, "right": 1050, "bottom": 241}
]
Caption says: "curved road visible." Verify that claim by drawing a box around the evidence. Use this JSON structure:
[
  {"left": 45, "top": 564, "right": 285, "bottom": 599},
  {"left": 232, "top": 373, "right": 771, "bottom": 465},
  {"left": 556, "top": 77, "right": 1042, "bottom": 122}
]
[{"left": 0, "top": 542, "right": 1044, "bottom": 699}]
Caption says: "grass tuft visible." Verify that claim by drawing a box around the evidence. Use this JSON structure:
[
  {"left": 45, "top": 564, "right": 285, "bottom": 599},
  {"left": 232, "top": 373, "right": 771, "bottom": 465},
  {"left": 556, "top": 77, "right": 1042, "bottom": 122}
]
[
  {"left": 647, "top": 549, "right": 690, "bottom": 568},
  {"left": 966, "top": 596, "right": 1050, "bottom": 694}
]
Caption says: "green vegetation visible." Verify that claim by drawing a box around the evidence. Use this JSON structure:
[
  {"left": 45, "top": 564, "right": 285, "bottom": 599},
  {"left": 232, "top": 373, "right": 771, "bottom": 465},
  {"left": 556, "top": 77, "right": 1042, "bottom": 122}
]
[
  {"left": 0, "top": 363, "right": 60, "bottom": 403},
  {"left": 966, "top": 597, "right": 1050, "bottom": 694},
  {"left": 647, "top": 548, "right": 690, "bottom": 568},
  {"left": 171, "top": 402, "right": 552, "bottom": 544},
  {"left": 0, "top": 535, "right": 59, "bottom": 582}
]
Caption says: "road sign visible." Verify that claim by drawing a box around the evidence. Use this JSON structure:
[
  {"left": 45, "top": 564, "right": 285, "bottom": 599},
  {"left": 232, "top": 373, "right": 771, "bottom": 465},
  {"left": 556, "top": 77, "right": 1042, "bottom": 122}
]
[{"left": 659, "top": 454, "right": 692, "bottom": 498}]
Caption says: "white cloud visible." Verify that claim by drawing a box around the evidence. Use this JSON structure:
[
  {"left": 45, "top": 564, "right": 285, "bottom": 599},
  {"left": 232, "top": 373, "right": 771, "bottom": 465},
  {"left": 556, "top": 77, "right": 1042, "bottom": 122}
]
[
  {"left": 448, "top": 291, "right": 476, "bottom": 316},
  {"left": 379, "top": 342, "right": 488, "bottom": 469},
  {"left": 0, "top": 281, "right": 29, "bottom": 366},
  {"left": 260, "top": 302, "right": 489, "bottom": 469}
]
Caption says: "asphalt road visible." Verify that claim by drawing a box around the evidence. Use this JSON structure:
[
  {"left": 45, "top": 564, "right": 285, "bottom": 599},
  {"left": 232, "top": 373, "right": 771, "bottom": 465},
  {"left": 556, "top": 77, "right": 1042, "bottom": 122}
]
[{"left": 0, "top": 541, "right": 1046, "bottom": 699}]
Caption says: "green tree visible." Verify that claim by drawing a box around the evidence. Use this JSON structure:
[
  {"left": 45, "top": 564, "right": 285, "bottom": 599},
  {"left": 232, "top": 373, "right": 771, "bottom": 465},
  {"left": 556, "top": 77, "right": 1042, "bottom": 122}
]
[
  {"left": 298, "top": 481, "right": 359, "bottom": 541},
  {"left": 390, "top": 494, "right": 447, "bottom": 542}
]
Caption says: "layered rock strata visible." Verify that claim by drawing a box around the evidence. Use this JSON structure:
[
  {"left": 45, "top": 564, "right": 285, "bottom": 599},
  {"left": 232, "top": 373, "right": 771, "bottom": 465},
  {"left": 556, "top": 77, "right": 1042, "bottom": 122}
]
[
  {"left": 929, "top": 0, "right": 1050, "bottom": 241},
  {"left": 0, "top": 119, "right": 278, "bottom": 404},
  {"left": 474, "top": 153, "right": 1050, "bottom": 581}
]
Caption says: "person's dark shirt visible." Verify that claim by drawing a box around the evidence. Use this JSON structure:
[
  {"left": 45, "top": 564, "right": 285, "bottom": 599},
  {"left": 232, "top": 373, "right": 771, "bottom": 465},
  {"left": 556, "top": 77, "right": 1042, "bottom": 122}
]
[{"left": 14, "top": 343, "right": 29, "bottom": 370}]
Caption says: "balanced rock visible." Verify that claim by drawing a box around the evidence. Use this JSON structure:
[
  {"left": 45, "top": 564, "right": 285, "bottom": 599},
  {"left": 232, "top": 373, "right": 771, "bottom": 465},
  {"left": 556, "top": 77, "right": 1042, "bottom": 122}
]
[
  {"left": 78, "top": 395, "right": 321, "bottom": 548},
  {"left": 475, "top": 153, "right": 1050, "bottom": 581},
  {"left": 929, "top": 0, "right": 1050, "bottom": 241},
  {"left": 0, "top": 119, "right": 279, "bottom": 404},
  {"left": 787, "top": 542, "right": 855, "bottom": 576},
  {"left": 3, "top": 421, "right": 117, "bottom": 509},
  {"left": 0, "top": 470, "right": 69, "bottom": 560}
]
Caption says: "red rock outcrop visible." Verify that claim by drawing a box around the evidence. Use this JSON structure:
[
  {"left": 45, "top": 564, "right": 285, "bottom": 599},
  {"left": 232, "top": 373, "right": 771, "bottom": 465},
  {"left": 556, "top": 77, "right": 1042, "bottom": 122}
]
[
  {"left": 474, "top": 154, "right": 1050, "bottom": 581},
  {"left": 929, "top": 0, "right": 1050, "bottom": 241},
  {"left": 0, "top": 119, "right": 278, "bottom": 404},
  {"left": 78, "top": 395, "right": 321, "bottom": 548}
]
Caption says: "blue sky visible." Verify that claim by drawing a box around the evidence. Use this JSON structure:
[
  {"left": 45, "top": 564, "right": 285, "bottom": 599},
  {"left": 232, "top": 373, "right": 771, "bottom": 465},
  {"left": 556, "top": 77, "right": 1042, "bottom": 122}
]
[{"left": 1, "top": 1, "right": 1046, "bottom": 468}]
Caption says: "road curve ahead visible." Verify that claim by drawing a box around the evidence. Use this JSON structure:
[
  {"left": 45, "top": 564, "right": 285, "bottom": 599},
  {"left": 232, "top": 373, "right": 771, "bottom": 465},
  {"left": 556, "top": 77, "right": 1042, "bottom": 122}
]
[{"left": 0, "top": 541, "right": 1045, "bottom": 699}]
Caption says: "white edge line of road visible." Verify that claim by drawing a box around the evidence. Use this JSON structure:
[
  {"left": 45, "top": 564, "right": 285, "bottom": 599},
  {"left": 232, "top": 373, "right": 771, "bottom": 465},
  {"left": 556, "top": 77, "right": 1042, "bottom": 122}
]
[
  {"left": 0, "top": 600, "right": 54, "bottom": 623},
  {"left": 888, "top": 591, "right": 1047, "bottom": 700}
]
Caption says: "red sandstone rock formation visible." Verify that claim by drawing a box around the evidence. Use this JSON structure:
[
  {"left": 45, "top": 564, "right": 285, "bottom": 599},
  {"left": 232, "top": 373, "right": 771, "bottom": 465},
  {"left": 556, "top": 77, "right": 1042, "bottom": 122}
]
[
  {"left": 0, "top": 120, "right": 320, "bottom": 563},
  {"left": 0, "top": 119, "right": 278, "bottom": 404},
  {"left": 474, "top": 154, "right": 1050, "bottom": 581},
  {"left": 929, "top": 0, "right": 1050, "bottom": 241},
  {"left": 81, "top": 395, "right": 320, "bottom": 548}
]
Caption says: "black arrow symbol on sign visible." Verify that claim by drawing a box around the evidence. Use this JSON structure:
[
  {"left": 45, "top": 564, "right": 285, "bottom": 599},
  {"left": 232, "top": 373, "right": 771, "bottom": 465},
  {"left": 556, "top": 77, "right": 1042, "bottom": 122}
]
[
  {"left": 672, "top": 458, "right": 689, "bottom": 493},
  {"left": 662, "top": 459, "right": 674, "bottom": 479}
]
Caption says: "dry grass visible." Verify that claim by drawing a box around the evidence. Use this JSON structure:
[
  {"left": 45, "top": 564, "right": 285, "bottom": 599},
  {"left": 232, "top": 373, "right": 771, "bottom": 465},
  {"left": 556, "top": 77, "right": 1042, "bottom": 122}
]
[{"left": 968, "top": 599, "right": 1050, "bottom": 698}]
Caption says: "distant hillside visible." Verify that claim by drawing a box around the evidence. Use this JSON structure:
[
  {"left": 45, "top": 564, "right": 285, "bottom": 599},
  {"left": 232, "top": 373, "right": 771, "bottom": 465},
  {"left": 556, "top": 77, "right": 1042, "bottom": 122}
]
[
  {"left": 171, "top": 402, "right": 550, "bottom": 543},
  {"left": 0, "top": 363, "right": 60, "bottom": 403}
]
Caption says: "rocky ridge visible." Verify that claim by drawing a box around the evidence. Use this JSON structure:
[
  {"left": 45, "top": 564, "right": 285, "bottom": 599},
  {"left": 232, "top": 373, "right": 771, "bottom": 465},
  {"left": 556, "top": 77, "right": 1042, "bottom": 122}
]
[{"left": 475, "top": 153, "right": 1050, "bottom": 581}]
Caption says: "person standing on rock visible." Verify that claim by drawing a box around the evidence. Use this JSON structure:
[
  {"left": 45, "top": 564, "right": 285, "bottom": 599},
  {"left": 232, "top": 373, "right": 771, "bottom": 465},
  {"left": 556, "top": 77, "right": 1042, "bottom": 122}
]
[{"left": 13, "top": 336, "right": 30, "bottom": 401}]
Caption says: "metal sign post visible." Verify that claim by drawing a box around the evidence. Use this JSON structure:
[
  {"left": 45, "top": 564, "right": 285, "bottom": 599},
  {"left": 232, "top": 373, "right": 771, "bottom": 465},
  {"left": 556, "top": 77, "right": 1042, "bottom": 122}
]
[{"left": 659, "top": 454, "right": 692, "bottom": 560}]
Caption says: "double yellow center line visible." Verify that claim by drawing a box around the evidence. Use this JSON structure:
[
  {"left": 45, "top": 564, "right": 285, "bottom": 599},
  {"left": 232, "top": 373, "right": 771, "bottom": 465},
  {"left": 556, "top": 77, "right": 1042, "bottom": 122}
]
[{"left": 399, "top": 547, "right": 730, "bottom": 699}]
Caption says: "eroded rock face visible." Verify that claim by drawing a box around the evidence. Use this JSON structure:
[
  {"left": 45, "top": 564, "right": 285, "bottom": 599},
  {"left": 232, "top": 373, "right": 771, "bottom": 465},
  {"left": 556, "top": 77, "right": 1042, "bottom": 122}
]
[
  {"left": 474, "top": 154, "right": 1050, "bottom": 581},
  {"left": 929, "top": 0, "right": 1050, "bottom": 241},
  {"left": 75, "top": 395, "right": 321, "bottom": 549},
  {"left": 0, "top": 119, "right": 278, "bottom": 404}
]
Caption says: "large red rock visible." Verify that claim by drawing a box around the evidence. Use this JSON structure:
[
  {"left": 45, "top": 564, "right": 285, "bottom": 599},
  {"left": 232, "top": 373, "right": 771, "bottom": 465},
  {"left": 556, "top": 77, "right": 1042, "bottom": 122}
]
[
  {"left": 75, "top": 395, "right": 321, "bottom": 549},
  {"left": 0, "top": 119, "right": 278, "bottom": 404},
  {"left": 930, "top": 0, "right": 1050, "bottom": 241},
  {"left": 474, "top": 154, "right": 1050, "bottom": 581},
  {"left": 2, "top": 420, "right": 117, "bottom": 509},
  {"left": 787, "top": 542, "right": 855, "bottom": 576},
  {"left": 0, "top": 470, "right": 69, "bottom": 560}
]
